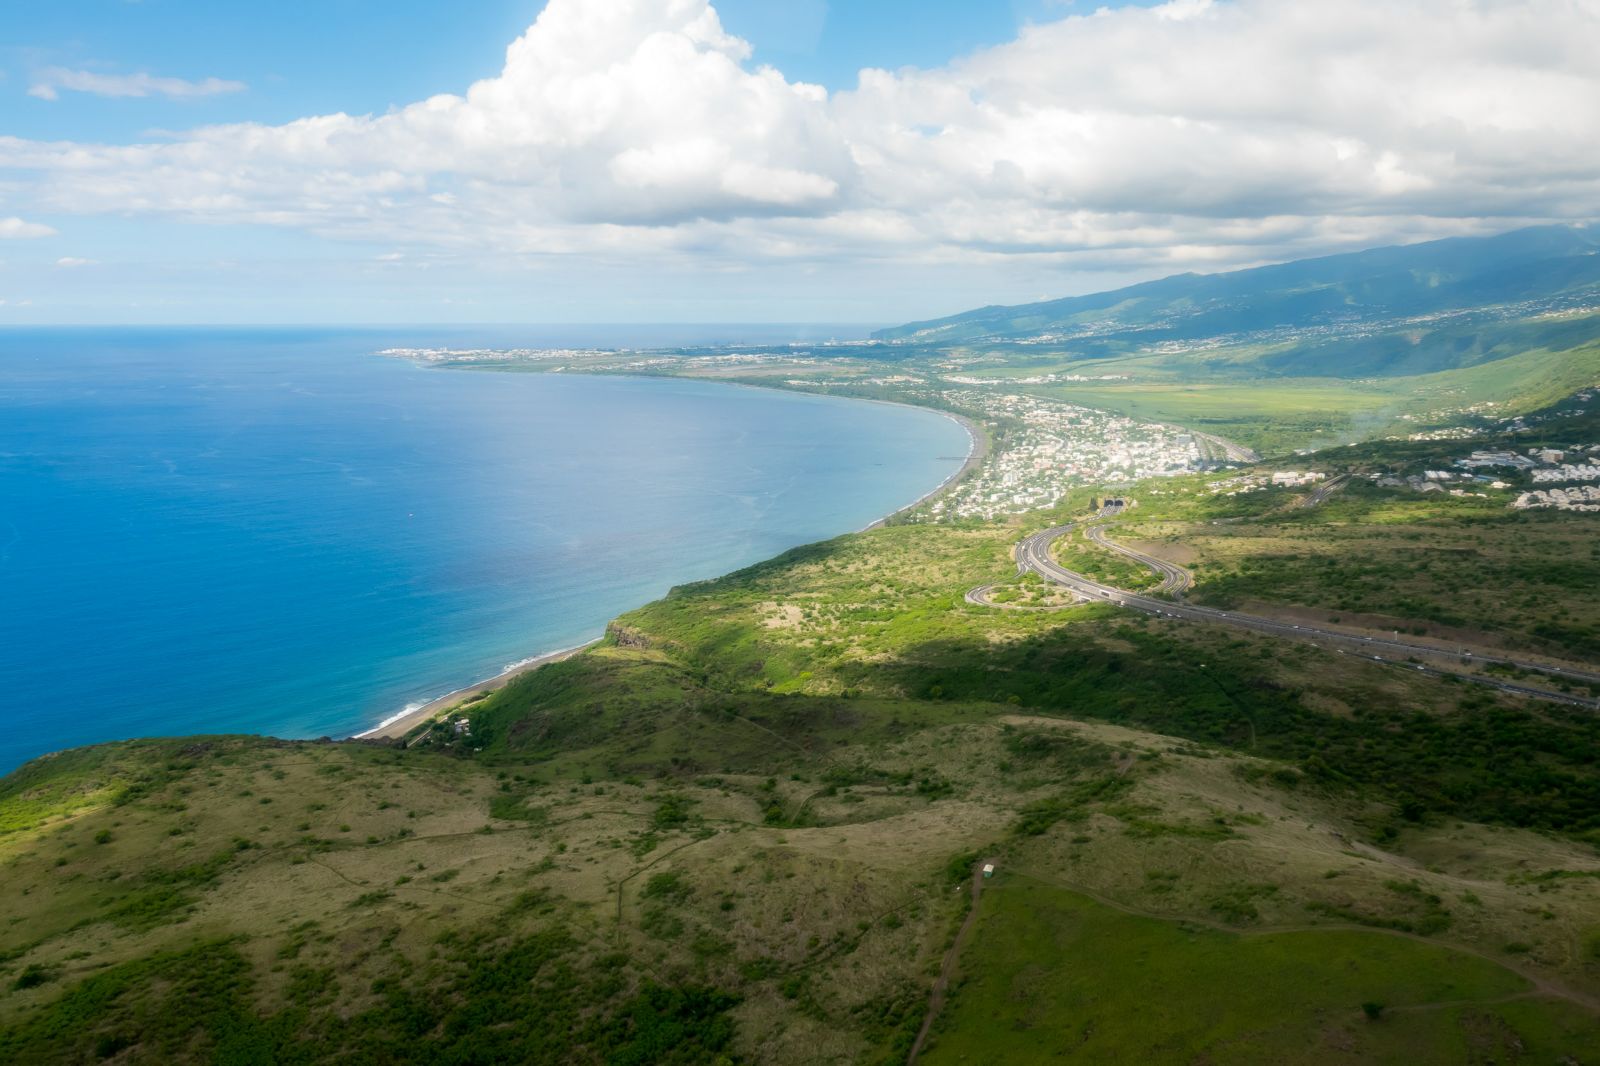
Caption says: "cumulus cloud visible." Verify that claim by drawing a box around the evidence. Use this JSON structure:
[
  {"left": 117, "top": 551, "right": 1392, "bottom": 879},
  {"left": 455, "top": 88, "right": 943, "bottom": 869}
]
[
  {"left": 3, "top": 0, "right": 845, "bottom": 234},
  {"left": 4, "top": 0, "right": 1600, "bottom": 278},
  {"left": 0, "top": 217, "right": 56, "bottom": 239},
  {"left": 28, "top": 68, "right": 246, "bottom": 101},
  {"left": 831, "top": 0, "right": 1600, "bottom": 256}
]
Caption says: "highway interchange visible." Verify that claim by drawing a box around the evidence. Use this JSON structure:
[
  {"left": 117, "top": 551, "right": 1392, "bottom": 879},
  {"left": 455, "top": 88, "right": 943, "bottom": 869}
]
[{"left": 985, "top": 510, "right": 1600, "bottom": 711}]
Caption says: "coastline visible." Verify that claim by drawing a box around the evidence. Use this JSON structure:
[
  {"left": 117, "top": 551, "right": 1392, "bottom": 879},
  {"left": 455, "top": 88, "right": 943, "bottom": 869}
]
[
  {"left": 862, "top": 407, "right": 985, "bottom": 531},
  {"left": 353, "top": 375, "right": 981, "bottom": 745},
  {"left": 624, "top": 378, "right": 983, "bottom": 531},
  {"left": 355, "top": 639, "right": 600, "bottom": 741}
]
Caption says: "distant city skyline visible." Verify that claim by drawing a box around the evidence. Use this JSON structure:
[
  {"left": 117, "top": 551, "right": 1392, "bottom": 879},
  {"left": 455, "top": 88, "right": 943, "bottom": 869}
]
[{"left": 3, "top": 0, "right": 1599, "bottom": 324}]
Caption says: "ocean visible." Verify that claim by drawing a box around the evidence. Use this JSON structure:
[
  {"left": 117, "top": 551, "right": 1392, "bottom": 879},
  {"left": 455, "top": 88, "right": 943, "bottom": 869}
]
[{"left": 0, "top": 328, "right": 968, "bottom": 773}]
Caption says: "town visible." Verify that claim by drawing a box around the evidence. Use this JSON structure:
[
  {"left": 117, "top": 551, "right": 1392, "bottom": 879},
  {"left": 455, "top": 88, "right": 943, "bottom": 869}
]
[{"left": 925, "top": 390, "right": 1206, "bottom": 520}]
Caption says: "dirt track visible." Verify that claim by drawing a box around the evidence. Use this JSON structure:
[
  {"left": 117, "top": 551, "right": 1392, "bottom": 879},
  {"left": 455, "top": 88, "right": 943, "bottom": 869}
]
[{"left": 906, "top": 859, "right": 994, "bottom": 1064}]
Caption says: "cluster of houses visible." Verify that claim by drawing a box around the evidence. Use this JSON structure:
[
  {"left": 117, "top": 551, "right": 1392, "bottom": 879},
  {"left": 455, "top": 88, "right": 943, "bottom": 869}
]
[
  {"left": 1529, "top": 455, "right": 1600, "bottom": 483},
  {"left": 940, "top": 373, "right": 1130, "bottom": 386},
  {"left": 1455, "top": 448, "right": 1536, "bottom": 471},
  {"left": 1205, "top": 471, "right": 1326, "bottom": 497},
  {"left": 1371, "top": 471, "right": 1500, "bottom": 497},
  {"left": 1369, "top": 442, "right": 1600, "bottom": 512},
  {"left": 1462, "top": 444, "right": 1600, "bottom": 511},
  {"left": 1514, "top": 485, "right": 1600, "bottom": 512}
]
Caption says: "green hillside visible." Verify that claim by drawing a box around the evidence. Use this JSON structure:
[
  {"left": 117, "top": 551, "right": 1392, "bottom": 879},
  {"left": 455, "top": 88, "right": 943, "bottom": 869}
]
[
  {"left": 4, "top": 402, "right": 1600, "bottom": 1062},
  {"left": 873, "top": 226, "right": 1600, "bottom": 382}
]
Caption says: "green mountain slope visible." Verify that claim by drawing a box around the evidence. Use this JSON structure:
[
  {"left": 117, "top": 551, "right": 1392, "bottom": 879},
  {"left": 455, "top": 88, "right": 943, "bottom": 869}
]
[{"left": 874, "top": 226, "right": 1600, "bottom": 372}]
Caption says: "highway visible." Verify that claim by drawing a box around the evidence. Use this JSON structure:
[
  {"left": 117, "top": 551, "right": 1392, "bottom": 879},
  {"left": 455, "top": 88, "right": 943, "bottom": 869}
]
[
  {"left": 992, "top": 514, "right": 1600, "bottom": 711},
  {"left": 1300, "top": 473, "right": 1351, "bottom": 508},
  {"left": 1189, "top": 429, "right": 1262, "bottom": 464},
  {"left": 1083, "top": 522, "right": 1192, "bottom": 597},
  {"left": 964, "top": 582, "right": 1072, "bottom": 611}
]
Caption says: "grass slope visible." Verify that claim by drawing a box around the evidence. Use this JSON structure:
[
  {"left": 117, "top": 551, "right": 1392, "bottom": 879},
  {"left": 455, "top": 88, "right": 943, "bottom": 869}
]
[{"left": 925, "top": 878, "right": 1597, "bottom": 1064}]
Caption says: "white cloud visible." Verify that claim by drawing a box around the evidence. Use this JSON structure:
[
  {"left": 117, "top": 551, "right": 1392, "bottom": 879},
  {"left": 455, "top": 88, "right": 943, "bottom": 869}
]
[
  {"left": 4, "top": 0, "right": 1600, "bottom": 283},
  {"left": 55, "top": 257, "right": 96, "bottom": 267},
  {"left": 28, "top": 68, "right": 246, "bottom": 101},
  {"left": 0, "top": 217, "right": 56, "bottom": 239}
]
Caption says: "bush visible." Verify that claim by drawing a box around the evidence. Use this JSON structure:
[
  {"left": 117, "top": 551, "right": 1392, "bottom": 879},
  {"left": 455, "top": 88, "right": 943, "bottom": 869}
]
[
  {"left": 642, "top": 871, "right": 692, "bottom": 903},
  {"left": 943, "top": 850, "right": 980, "bottom": 884},
  {"left": 11, "top": 964, "right": 52, "bottom": 991},
  {"left": 653, "top": 795, "right": 695, "bottom": 830},
  {"left": 488, "top": 794, "right": 549, "bottom": 823}
]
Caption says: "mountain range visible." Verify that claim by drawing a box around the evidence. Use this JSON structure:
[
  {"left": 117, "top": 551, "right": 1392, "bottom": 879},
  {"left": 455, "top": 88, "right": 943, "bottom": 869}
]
[{"left": 875, "top": 224, "right": 1600, "bottom": 378}]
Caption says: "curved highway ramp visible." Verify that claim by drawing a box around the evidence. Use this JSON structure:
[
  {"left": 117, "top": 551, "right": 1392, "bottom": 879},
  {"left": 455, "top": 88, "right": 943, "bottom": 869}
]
[{"left": 970, "top": 510, "right": 1600, "bottom": 711}]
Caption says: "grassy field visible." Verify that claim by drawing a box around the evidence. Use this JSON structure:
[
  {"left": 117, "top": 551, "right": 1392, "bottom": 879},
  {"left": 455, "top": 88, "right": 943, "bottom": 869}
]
[
  {"left": 1006, "top": 329, "right": 1600, "bottom": 454},
  {"left": 0, "top": 730, "right": 985, "bottom": 1063},
  {"left": 6, "top": 699, "right": 1598, "bottom": 1062},
  {"left": 925, "top": 878, "right": 1599, "bottom": 1064},
  {"left": 1030, "top": 377, "right": 1395, "bottom": 454}
]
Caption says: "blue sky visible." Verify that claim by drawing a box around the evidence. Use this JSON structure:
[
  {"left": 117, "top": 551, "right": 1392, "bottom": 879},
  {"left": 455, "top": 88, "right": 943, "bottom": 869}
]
[
  {"left": 5, "top": 2, "right": 1126, "bottom": 138},
  {"left": 2, "top": 0, "right": 1139, "bottom": 324},
  {"left": 0, "top": 0, "right": 1592, "bottom": 324},
  {"left": 1, "top": 0, "right": 1147, "bottom": 324}
]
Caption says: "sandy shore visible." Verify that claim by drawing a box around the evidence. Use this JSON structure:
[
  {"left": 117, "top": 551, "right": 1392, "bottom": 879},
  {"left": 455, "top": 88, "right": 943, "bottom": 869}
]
[{"left": 355, "top": 639, "right": 600, "bottom": 741}]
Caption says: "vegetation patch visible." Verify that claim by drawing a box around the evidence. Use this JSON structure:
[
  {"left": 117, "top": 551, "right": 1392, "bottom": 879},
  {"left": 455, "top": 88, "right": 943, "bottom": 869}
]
[{"left": 924, "top": 878, "right": 1592, "bottom": 1063}]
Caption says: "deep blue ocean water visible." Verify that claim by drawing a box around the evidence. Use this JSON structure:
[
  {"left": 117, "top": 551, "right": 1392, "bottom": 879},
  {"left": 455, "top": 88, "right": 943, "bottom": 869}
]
[{"left": 0, "top": 328, "right": 967, "bottom": 773}]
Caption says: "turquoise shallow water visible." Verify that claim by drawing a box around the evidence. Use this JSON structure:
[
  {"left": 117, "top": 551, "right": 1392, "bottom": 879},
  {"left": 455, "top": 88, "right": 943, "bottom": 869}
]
[{"left": 0, "top": 328, "right": 967, "bottom": 773}]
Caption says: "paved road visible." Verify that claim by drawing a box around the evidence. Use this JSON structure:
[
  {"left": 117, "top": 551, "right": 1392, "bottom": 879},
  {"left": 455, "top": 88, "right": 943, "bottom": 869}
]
[
  {"left": 1083, "top": 522, "right": 1192, "bottom": 597},
  {"left": 995, "top": 515, "right": 1600, "bottom": 711},
  {"left": 1190, "top": 429, "right": 1262, "bottom": 464},
  {"left": 964, "top": 583, "right": 1073, "bottom": 610},
  {"left": 1301, "top": 473, "right": 1351, "bottom": 508}
]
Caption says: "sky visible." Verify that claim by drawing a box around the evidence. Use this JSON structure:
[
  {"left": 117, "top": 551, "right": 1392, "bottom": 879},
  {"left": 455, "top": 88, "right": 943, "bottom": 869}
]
[{"left": 1, "top": 0, "right": 1597, "bottom": 325}]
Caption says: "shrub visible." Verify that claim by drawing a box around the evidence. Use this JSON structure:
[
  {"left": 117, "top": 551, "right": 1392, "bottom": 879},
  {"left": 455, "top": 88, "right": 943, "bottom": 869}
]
[
  {"left": 11, "top": 964, "right": 52, "bottom": 990},
  {"left": 488, "top": 794, "right": 550, "bottom": 824},
  {"left": 642, "top": 871, "right": 692, "bottom": 903}
]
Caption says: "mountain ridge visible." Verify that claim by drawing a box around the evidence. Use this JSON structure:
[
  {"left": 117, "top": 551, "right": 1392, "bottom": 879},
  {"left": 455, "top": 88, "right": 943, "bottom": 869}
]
[{"left": 874, "top": 224, "right": 1600, "bottom": 348}]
